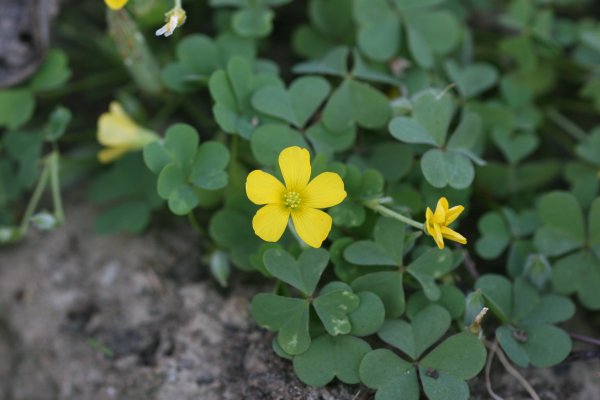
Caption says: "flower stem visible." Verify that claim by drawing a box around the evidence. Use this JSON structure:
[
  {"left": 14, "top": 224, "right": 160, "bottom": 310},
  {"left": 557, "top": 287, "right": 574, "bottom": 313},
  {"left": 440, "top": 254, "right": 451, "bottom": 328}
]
[
  {"left": 49, "top": 152, "right": 65, "bottom": 226},
  {"left": 175, "top": 0, "right": 182, "bottom": 9},
  {"left": 568, "top": 332, "right": 600, "bottom": 347},
  {"left": 362, "top": 200, "right": 424, "bottom": 230},
  {"left": 187, "top": 211, "right": 208, "bottom": 236},
  {"left": 546, "top": 107, "right": 589, "bottom": 143},
  {"left": 19, "top": 157, "right": 51, "bottom": 234}
]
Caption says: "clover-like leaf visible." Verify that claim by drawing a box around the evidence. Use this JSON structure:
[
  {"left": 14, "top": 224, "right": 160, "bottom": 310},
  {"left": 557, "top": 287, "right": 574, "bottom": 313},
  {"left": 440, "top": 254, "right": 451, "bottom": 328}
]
[
  {"left": 406, "top": 285, "right": 466, "bottom": 320},
  {"left": 552, "top": 250, "right": 600, "bottom": 310},
  {"left": 360, "top": 349, "right": 420, "bottom": 400},
  {"left": 378, "top": 305, "right": 451, "bottom": 359},
  {"left": 492, "top": 127, "right": 540, "bottom": 165},
  {"left": 252, "top": 76, "right": 331, "bottom": 128},
  {"left": 534, "top": 191, "right": 585, "bottom": 257},
  {"left": 313, "top": 289, "right": 360, "bottom": 336},
  {"left": 293, "top": 334, "right": 371, "bottom": 387},
  {"left": 252, "top": 294, "right": 310, "bottom": 355},
  {"left": 263, "top": 247, "right": 330, "bottom": 296},
  {"left": 419, "top": 333, "right": 487, "bottom": 380},
  {"left": 190, "top": 141, "right": 230, "bottom": 190},
  {"left": 474, "top": 274, "right": 512, "bottom": 323},
  {"left": 445, "top": 60, "right": 499, "bottom": 99},
  {"left": 351, "top": 271, "right": 405, "bottom": 318},
  {"left": 251, "top": 124, "right": 310, "bottom": 165},
  {"left": 421, "top": 149, "right": 474, "bottom": 190},
  {"left": 496, "top": 324, "right": 571, "bottom": 368},
  {"left": 475, "top": 211, "right": 510, "bottom": 260},
  {"left": 348, "top": 292, "right": 386, "bottom": 337}
]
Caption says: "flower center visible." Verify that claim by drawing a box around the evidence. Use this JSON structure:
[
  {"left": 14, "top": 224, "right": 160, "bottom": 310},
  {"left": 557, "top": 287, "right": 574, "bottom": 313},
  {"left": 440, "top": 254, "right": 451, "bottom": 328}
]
[{"left": 283, "top": 191, "right": 302, "bottom": 209}]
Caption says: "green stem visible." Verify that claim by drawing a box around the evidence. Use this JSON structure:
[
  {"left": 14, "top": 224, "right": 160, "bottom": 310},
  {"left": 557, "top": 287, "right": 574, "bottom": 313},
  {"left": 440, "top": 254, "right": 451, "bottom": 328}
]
[
  {"left": 187, "top": 211, "right": 208, "bottom": 236},
  {"left": 546, "top": 107, "right": 589, "bottom": 143},
  {"left": 175, "top": 0, "right": 182, "bottom": 9},
  {"left": 49, "top": 152, "right": 65, "bottom": 225},
  {"left": 19, "top": 159, "right": 51, "bottom": 234},
  {"left": 363, "top": 200, "right": 425, "bottom": 230}
]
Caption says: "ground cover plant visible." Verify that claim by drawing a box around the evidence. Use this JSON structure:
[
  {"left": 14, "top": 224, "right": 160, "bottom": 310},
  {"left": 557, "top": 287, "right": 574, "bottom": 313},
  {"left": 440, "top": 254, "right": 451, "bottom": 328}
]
[{"left": 1, "top": 0, "right": 600, "bottom": 398}]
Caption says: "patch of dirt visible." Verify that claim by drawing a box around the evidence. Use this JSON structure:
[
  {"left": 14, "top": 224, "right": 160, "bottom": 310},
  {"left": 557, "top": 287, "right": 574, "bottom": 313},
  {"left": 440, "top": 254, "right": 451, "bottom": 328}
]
[{"left": 0, "top": 193, "right": 599, "bottom": 400}]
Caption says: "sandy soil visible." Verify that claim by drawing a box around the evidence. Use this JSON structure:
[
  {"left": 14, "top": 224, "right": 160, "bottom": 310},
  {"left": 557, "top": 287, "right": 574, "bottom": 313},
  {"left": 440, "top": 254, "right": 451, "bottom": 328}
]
[{"left": 0, "top": 194, "right": 599, "bottom": 400}]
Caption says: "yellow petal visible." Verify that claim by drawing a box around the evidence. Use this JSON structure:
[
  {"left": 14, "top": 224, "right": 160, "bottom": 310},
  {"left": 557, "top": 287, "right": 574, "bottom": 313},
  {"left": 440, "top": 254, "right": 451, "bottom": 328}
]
[
  {"left": 426, "top": 207, "right": 433, "bottom": 225},
  {"left": 445, "top": 205, "right": 464, "bottom": 225},
  {"left": 431, "top": 198, "right": 446, "bottom": 224},
  {"left": 441, "top": 226, "right": 467, "bottom": 244},
  {"left": 246, "top": 170, "right": 286, "bottom": 205},
  {"left": 252, "top": 204, "right": 290, "bottom": 243},
  {"left": 98, "top": 146, "right": 131, "bottom": 164},
  {"left": 105, "top": 0, "right": 129, "bottom": 10},
  {"left": 279, "top": 147, "right": 311, "bottom": 192},
  {"left": 291, "top": 207, "right": 332, "bottom": 248},
  {"left": 301, "top": 172, "right": 347, "bottom": 209},
  {"left": 433, "top": 223, "right": 445, "bottom": 249},
  {"left": 98, "top": 111, "right": 139, "bottom": 147}
]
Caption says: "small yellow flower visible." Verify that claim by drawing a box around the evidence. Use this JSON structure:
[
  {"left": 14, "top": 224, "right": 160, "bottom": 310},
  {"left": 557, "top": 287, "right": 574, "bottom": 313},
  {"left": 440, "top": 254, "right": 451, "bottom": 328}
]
[
  {"left": 156, "top": 7, "right": 186, "bottom": 37},
  {"left": 425, "top": 197, "right": 466, "bottom": 249},
  {"left": 246, "top": 147, "right": 347, "bottom": 248},
  {"left": 105, "top": 0, "right": 129, "bottom": 10},
  {"left": 97, "top": 102, "right": 159, "bottom": 164}
]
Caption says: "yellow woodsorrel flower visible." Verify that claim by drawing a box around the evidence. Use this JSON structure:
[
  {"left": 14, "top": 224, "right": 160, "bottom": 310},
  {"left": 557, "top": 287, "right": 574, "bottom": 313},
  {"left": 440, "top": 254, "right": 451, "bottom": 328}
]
[
  {"left": 425, "top": 197, "right": 467, "bottom": 249},
  {"left": 97, "top": 102, "right": 159, "bottom": 164},
  {"left": 105, "top": 0, "right": 129, "bottom": 10},
  {"left": 246, "top": 147, "right": 347, "bottom": 248}
]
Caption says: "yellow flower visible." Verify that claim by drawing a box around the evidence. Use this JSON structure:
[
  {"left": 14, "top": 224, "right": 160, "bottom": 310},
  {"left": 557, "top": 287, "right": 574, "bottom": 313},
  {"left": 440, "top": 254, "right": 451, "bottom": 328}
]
[
  {"left": 156, "top": 7, "right": 186, "bottom": 37},
  {"left": 246, "top": 147, "right": 347, "bottom": 248},
  {"left": 97, "top": 102, "right": 159, "bottom": 164},
  {"left": 105, "top": 0, "right": 129, "bottom": 10},
  {"left": 425, "top": 197, "right": 466, "bottom": 249}
]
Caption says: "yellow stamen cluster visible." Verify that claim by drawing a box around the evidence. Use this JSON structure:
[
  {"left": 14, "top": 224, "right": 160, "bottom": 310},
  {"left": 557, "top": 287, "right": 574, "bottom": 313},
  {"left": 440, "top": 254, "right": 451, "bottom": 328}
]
[{"left": 284, "top": 191, "right": 301, "bottom": 209}]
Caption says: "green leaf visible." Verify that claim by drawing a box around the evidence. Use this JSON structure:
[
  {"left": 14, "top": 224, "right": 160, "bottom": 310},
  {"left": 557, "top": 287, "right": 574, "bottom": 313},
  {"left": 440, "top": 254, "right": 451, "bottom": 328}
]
[
  {"left": 354, "top": 0, "right": 400, "bottom": 62},
  {"left": 272, "top": 336, "right": 293, "bottom": 359},
  {"left": 29, "top": 49, "right": 71, "bottom": 91},
  {"left": 251, "top": 294, "right": 311, "bottom": 355},
  {"left": 368, "top": 142, "right": 414, "bottom": 182},
  {"left": 209, "top": 250, "right": 230, "bottom": 288},
  {"left": 289, "top": 76, "right": 331, "bottom": 128},
  {"left": 313, "top": 289, "right": 360, "bottom": 336},
  {"left": 293, "top": 46, "right": 349, "bottom": 77},
  {"left": 251, "top": 124, "right": 309, "bottom": 165},
  {"left": 359, "top": 349, "right": 419, "bottom": 400},
  {"left": 519, "top": 295, "right": 575, "bottom": 326},
  {"left": 496, "top": 326, "right": 530, "bottom": 367},
  {"left": 378, "top": 305, "right": 451, "bottom": 359},
  {"left": 374, "top": 217, "right": 405, "bottom": 265},
  {"left": 534, "top": 191, "right": 585, "bottom": 257},
  {"left": 144, "top": 142, "right": 172, "bottom": 174},
  {"left": 408, "top": 247, "right": 454, "bottom": 279},
  {"left": 552, "top": 250, "right": 600, "bottom": 310},
  {"left": 329, "top": 200, "right": 366, "bottom": 228},
  {"left": 388, "top": 117, "right": 438, "bottom": 146},
  {"left": 412, "top": 91, "right": 453, "bottom": 146},
  {"left": 44, "top": 106, "right": 72, "bottom": 141},
  {"left": 421, "top": 149, "right": 474, "bottom": 190},
  {"left": 351, "top": 271, "right": 405, "bottom": 318},
  {"left": 348, "top": 292, "right": 386, "bottom": 337},
  {"left": 190, "top": 141, "right": 230, "bottom": 190},
  {"left": 176, "top": 34, "right": 219, "bottom": 76},
  {"left": 491, "top": 127, "right": 539, "bottom": 164},
  {"left": 474, "top": 274, "right": 512, "bottom": 323},
  {"left": 512, "top": 277, "right": 540, "bottom": 323},
  {"left": 520, "top": 325, "right": 571, "bottom": 367},
  {"left": 344, "top": 240, "right": 398, "bottom": 266},
  {"left": 588, "top": 197, "right": 600, "bottom": 251},
  {"left": 445, "top": 60, "right": 499, "bottom": 99},
  {"left": 407, "top": 26, "right": 434, "bottom": 69},
  {"left": 293, "top": 334, "right": 371, "bottom": 386},
  {"left": 406, "top": 285, "right": 466, "bottom": 320},
  {"left": 419, "top": 333, "right": 487, "bottom": 380},
  {"left": 475, "top": 212, "right": 510, "bottom": 260},
  {"left": 358, "top": 169, "right": 386, "bottom": 199},
  {"left": 232, "top": 6, "right": 274, "bottom": 38},
  {"left": 209, "top": 208, "right": 256, "bottom": 249},
  {"left": 406, "top": 11, "right": 460, "bottom": 55},
  {"left": 157, "top": 164, "right": 186, "bottom": 199},
  {"left": 446, "top": 113, "right": 483, "bottom": 153},
  {"left": 306, "top": 122, "right": 357, "bottom": 154},
  {"left": 251, "top": 85, "right": 297, "bottom": 126},
  {"left": 418, "top": 365, "right": 470, "bottom": 400},
  {"left": 168, "top": 185, "right": 200, "bottom": 215},
  {"left": 263, "top": 248, "right": 330, "bottom": 296},
  {"left": 0, "top": 89, "right": 35, "bottom": 129},
  {"left": 164, "top": 124, "right": 199, "bottom": 173}
]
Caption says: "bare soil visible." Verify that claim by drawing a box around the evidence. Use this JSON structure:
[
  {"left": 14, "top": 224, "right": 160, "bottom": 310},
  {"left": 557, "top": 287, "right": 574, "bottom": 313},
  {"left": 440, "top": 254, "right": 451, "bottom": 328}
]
[{"left": 0, "top": 193, "right": 599, "bottom": 400}]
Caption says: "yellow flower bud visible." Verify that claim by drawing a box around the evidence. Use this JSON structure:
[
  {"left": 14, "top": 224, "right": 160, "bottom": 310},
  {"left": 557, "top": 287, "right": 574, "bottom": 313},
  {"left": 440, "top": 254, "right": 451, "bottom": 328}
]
[{"left": 96, "top": 102, "right": 159, "bottom": 164}]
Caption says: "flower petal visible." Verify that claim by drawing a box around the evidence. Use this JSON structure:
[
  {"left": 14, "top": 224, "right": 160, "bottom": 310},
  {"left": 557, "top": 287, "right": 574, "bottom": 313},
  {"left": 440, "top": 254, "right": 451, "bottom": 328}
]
[
  {"left": 246, "top": 170, "right": 286, "bottom": 205},
  {"left": 441, "top": 226, "right": 467, "bottom": 244},
  {"left": 98, "top": 146, "right": 131, "bottom": 164},
  {"left": 433, "top": 223, "right": 445, "bottom": 249},
  {"left": 252, "top": 204, "right": 290, "bottom": 242},
  {"left": 431, "top": 198, "right": 446, "bottom": 224},
  {"left": 105, "top": 0, "right": 129, "bottom": 9},
  {"left": 279, "top": 147, "right": 311, "bottom": 192},
  {"left": 445, "top": 205, "right": 464, "bottom": 225},
  {"left": 291, "top": 207, "right": 332, "bottom": 248},
  {"left": 300, "top": 172, "right": 347, "bottom": 209}
]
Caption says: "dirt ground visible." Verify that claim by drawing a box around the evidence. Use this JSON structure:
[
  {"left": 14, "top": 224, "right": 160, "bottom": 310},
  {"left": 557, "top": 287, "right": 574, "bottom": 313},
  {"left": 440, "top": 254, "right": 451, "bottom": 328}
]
[{"left": 0, "top": 193, "right": 599, "bottom": 400}]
